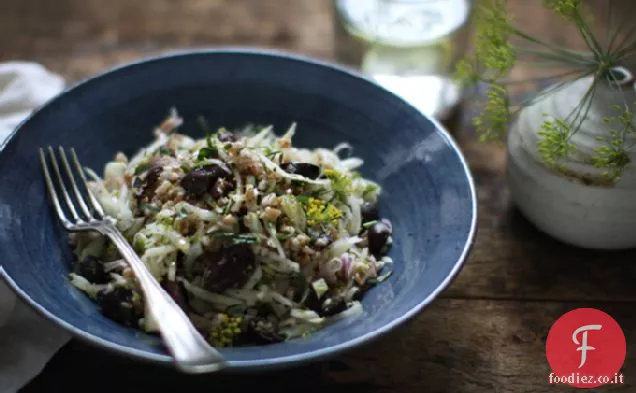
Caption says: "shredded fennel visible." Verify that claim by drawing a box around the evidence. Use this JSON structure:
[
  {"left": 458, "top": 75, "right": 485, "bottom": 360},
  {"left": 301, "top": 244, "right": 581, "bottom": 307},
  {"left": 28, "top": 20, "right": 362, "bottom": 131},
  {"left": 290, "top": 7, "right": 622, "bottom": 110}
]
[{"left": 69, "top": 110, "right": 394, "bottom": 348}]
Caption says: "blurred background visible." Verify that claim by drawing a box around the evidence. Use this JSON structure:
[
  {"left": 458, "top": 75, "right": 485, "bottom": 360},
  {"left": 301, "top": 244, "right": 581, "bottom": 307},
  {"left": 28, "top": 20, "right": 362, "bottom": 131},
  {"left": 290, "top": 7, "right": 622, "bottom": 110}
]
[{"left": 0, "top": 0, "right": 631, "bottom": 128}]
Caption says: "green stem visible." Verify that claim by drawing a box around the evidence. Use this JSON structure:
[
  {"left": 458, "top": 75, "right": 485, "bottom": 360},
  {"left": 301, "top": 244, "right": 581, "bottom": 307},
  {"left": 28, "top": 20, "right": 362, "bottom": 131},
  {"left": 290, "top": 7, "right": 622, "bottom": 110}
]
[
  {"left": 566, "top": 76, "right": 597, "bottom": 137},
  {"left": 497, "top": 70, "right": 585, "bottom": 85},
  {"left": 509, "top": 71, "right": 594, "bottom": 113},
  {"left": 577, "top": 24, "right": 604, "bottom": 63},
  {"left": 613, "top": 40, "right": 636, "bottom": 63},
  {"left": 516, "top": 47, "right": 596, "bottom": 68},
  {"left": 511, "top": 26, "right": 596, "bottom": 64},
  {"left": 574, "top": 12, "right": 604, "bottom": 60},
  {"left": 611, "top": 22, "right": 636, "bottom": 60},
  {"left": 515, "top": 59, "right": 589, "bottom": 69}
]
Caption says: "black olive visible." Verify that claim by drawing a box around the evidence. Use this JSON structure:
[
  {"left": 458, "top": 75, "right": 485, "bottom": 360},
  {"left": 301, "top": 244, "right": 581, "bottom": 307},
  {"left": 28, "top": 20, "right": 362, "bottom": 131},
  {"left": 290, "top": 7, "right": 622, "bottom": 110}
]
[
  {"left": 243, "top": 317, "right": 286, "bottom": 345},
  {"left": 195, "top": 245, "right": 256, "bottom": 292},
  {"left": 218, "top": 130, "right": 238, "bottom": 142},
  {"left": 74, "top": 255, "right": 109, "bottom": 284},
  {"left": 280, "top": 162, "right": 320, "bottom": 179},
  {"left": 175, "top": 251, "right": 185, "bottom": 271},
  {"left": 303, "top": 287, "right": 322, "bottom": 312},
  {"left": 96, "top": 287, "right": 139, "bottom": 327},
  {"left": 162, "top": 280, "right": 188, "bottom": 311},
  {"left": 180, "top": 164, "right": 232, "bottom": 197},
  {"left": 320, "top": 297, "right": 348, "bottom": 317},
  {"left": 304, "top": 288, "right": 347, "bottom": 317},
  {"left": 146, "top": 165, "right": 163, "bottom": 183},
  {"left": 361, "top": 202, "right": 379, "bottom": 223},
  {"left": 238, "top": 215, "right": 250, "bottom": 234},
  {"left": 350, "top": 287, "right": 363, "bottom": 302},
  {"left": 367, "top": 220, "right": 391, "bottom": 258},
  {"left": 133, "top": 165, "right": 163, "bottom": 200},
  {"left": 351, "top": 278, "right": 377, "bottom": 302}
]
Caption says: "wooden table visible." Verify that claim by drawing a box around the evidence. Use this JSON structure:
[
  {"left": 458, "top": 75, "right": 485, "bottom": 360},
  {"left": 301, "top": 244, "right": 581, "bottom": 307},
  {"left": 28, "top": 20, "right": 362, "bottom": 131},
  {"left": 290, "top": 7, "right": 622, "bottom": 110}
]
[{"left": 2, "top": 1, "right": 635, "bottom": 392}]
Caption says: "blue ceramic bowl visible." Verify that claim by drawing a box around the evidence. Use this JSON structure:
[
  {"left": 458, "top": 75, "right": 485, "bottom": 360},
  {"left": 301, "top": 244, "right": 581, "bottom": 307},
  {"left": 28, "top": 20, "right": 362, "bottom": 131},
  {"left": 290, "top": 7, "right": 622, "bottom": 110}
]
[{"left": 0, "top": 49, "right": 476, "bottom": 371}]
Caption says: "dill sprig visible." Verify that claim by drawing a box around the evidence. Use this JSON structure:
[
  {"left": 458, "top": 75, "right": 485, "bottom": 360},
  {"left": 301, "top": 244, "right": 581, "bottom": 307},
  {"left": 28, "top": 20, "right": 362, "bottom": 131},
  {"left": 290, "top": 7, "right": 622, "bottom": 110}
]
[{"left": 455, "top": 0, "right": 636, "bottom": 183}]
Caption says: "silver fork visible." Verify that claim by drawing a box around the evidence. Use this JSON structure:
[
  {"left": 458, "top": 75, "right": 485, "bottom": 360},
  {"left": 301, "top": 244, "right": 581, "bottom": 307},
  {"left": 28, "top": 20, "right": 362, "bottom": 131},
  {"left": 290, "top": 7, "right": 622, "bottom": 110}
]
[{"left": 39, "top": 146, "right": 227, "bottom": 373}]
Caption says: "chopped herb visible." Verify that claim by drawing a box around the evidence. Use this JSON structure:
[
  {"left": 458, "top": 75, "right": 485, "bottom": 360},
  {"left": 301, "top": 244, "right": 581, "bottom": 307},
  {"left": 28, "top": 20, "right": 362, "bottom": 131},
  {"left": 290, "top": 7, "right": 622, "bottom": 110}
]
[
  {"left": 212, "top": 232, "right": 240, "bottom": 239},
  {"left": 276, "top": 233, "right": 294, "bottom": 241},
  {"left": 223, "top": 200, "right": 234, "bottom": 215},
  {"left": 197, "top": 146, "right": 218, "bottom": 160},
  {"left": 180, "top": 163, "right": 192, "bottom": 173},
  {"left": 133, "top": 162, "right": 153, "bottom": 176},
  {"left": 203, "top": 193, "right": 216, "bottom": 208},
  {"left": 362, "top": 220, "right": 378, "bottom": 229},
  {"left": 132, "top": 237, "right": 146, "bottom": 254},
  {"left": 142, "top": 203, "right": 160, "bottom": 212},
  {"left": 212, "top": 232, "right": 258, "bottom": 245},
  {"left": 158, "top": 216, "right": 174, "bottom": 226},
  {"left": 363, "top": 184, "right": 379, "bottom": 199},
  {"left": 177, "top": 206, "right": 189, "bottom": 220},
  {"left": 190, "top": 161, "right": 208, "bottom": 170},
  {"left": 206, "top": 133, "right": 214, "bottom": 148},
  {"left": 231, "top": 238, "right": 256, "bottom": 246},
  {"left": 158, "top": 147, "right": 173, "bottom": 156},
  {"left": 296, "top": 195, "right": 309, "bottom": 204},
  {"left": 226, "top": 304, "right": 247, "bottom": 317},
  {"left": 263, "top": 146, "right": 281, "bottom": 158}
]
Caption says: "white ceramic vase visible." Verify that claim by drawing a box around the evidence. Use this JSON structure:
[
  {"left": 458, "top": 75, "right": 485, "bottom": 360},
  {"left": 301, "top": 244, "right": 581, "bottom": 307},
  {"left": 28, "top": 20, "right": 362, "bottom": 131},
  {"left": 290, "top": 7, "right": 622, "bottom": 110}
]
[{"left": 507, "top": 67, "right": 636, "bottom": 249}]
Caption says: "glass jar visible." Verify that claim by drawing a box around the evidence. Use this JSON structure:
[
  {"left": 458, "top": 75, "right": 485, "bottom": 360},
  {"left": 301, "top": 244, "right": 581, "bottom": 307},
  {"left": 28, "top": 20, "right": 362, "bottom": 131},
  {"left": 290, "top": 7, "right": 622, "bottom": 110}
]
[{"left": 333, "top": 0, "right": 474, "bottom": 121}]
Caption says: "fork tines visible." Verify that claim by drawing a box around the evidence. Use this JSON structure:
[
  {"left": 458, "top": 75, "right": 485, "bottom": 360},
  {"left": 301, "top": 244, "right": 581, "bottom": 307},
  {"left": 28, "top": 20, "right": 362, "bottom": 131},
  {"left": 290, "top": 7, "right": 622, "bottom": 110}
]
[{"left": 39, "top": 147, "right": 104, "bottom": 229}]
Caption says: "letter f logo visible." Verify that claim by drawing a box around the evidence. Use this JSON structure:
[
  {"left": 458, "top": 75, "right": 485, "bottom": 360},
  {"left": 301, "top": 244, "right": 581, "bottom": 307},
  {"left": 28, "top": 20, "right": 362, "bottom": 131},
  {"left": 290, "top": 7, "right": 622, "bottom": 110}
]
[{"left": 572, "top": 324, "right": 602, "bottom": 368}]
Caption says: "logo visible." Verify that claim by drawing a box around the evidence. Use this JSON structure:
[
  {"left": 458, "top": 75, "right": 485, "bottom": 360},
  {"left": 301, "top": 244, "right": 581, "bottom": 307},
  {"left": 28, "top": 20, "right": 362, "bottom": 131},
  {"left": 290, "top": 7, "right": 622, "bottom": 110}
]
[{"left": 546, "top": 308, "right": 626, "bottom": 388}]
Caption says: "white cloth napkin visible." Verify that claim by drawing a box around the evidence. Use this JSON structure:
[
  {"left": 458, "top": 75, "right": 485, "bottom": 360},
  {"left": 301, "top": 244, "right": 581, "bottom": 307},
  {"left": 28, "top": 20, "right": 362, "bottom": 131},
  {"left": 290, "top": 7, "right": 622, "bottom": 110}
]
[{"left": 0, "top": 62, "right": 70, "bottom": 393}]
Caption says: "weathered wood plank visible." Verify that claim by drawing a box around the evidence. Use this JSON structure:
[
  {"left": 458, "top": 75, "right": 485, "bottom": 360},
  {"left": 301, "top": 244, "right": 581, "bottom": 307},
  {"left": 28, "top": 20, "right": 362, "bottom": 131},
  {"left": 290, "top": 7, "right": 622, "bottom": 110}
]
[
  {"left": 0, "top": 0, "right": 334, "bottom": 61},
  {"left": 443, "top": 137, "right": 636, "bottom": 303},
  {"left": 21, "top": 299, "right": 634, "bottom": 393}
]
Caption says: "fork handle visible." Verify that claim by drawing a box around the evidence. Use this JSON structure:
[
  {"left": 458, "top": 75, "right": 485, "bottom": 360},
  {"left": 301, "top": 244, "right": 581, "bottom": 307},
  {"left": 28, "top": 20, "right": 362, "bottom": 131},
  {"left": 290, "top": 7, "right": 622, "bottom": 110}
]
[{"left": 103, "top": 227, "right": 227, "bottom": 373}]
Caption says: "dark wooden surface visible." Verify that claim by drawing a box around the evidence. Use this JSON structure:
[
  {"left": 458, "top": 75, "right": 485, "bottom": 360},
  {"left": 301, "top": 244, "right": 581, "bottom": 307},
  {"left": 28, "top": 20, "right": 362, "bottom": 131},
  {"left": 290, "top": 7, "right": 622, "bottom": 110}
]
[{"left": 2, "top": 1, "right": 635, "bottom": 392}]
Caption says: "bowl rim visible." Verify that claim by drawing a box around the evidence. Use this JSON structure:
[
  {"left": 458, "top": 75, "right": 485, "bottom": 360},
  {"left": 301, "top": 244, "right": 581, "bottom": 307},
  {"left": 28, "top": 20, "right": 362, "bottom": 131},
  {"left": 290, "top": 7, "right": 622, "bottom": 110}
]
[{"left": 0, "top": 46, "right": 478, "bottom": 370}]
